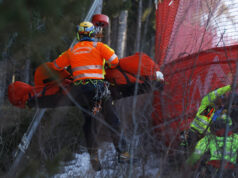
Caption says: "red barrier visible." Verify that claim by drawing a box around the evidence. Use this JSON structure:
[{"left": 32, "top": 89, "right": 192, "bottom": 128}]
[{"left": 153, "top": 45, "right": 238, "bottom": 138}]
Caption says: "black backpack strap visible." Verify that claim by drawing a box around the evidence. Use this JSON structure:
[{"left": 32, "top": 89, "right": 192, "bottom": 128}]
[{"left": 117, "top": 66, "right": 132, "bottom": 85}]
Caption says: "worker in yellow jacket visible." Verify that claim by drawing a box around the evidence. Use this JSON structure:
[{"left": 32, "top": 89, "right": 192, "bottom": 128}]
[
  {"left": 186, "top": 114, "right": 238, "bottom": 178},
  {"left": 181, "top": 85, "right": 232, "bottom": 149}
]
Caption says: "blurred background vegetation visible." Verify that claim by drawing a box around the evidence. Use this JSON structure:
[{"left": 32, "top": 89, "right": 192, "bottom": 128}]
[{"left": 0, "top": 0, "right": 156, "bottom": 177}]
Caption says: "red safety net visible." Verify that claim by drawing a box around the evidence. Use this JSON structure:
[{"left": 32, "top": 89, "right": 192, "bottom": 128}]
[
  {"left": 155, "top": 0, "right": 238, "bottom": 64},
  {"left": 153, "top": 0, "right": 238, "bottom": 138},
  {"left": 155, "top": 0, "right": 180, "bottom": 66},
  {"left": 153, "top": 45, "right": 238, "bottom": 135}
]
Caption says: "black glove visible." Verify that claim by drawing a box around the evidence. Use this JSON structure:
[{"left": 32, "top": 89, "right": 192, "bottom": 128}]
[{"left": 180, "top": 129, "right": 201, "bottom": 151}]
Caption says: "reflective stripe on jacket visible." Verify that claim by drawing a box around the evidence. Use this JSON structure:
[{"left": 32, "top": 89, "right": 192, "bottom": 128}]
[
  {"left": 190, "top": 85, "right": 231, "bottom": 134},
  {"left": 186, "top": 133, "right": 238, "bottom": 165},
  {"left": 52, "top": 41, "right": 119, "bottom": 81}
]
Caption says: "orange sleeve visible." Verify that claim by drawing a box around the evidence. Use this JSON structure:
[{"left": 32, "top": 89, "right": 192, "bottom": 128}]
[
  {"left": 52, "top": 50, "right": 70, "bottom": 70},
  {"left": 99, "top": 43, "right": 119, "bottom": 68}
]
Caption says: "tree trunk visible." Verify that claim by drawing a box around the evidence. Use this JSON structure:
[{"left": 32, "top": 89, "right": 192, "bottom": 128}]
[
  {"left": 105, "top": 21, "right": 111, "bottom": 46},
  {"left": 150, "top": 37, "right": 155, "bottom": 59},
  {"left": 0, "top": 33, "right": 18, "bottom": 106},
  {"left": 111, "top": 17, "right": 118, "bottom": 50},
  {"left": 141, "top": 0, "right": 152, "bottom": 52},
  {"left": 23, "top": 59, "right": 31, "bottom": 83},
  {"left": 134, "top": 0, "right": 143, "bottom": 53},
  {"left": 116, "top": 9, "right": 128, "bottom": 59},
  {"left": 0, "top": 56, "right": 7, "bottom": 106}
]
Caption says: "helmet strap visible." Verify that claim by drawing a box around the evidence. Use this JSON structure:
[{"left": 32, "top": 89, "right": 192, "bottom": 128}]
[
  {"left": 80, "top": 36, "right": 95, "bottom": 42},
  {"left": 76, "top": 32, "right": 80, "bottom": 41}
]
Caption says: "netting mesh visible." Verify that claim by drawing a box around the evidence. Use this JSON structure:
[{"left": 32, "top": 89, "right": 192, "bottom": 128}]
[
  {"left": 153, "top": 0, "right": 238, "bottom": 133},
  {"left": 207, "top": 0, "right": 238, "bottom": 46},
  {"left": 155, "top": 0, "right": 238, "bottom": 65}
]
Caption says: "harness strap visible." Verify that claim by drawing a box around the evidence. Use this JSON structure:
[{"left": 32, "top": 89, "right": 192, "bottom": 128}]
[
  {"left": 212, "top": 108, "right": 223, "bottom": 121},
  {"left": 117, "top": 66, "right": 131, "bottom": 85},
  {"left": 73, "top": 79, "right": 104, "bottom": 85},
  {"left": 207, "top": 108, "right": 214, "bottom": 119}
]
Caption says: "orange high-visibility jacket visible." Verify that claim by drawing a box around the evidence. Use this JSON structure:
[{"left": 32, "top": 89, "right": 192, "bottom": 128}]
[{"left": 52, "top": 41, "right": 119, "bottom": 81}]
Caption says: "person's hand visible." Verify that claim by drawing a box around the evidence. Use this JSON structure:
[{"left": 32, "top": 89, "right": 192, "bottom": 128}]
[{"left": 180, "top": 130, "right": 189, "bottom": 148}]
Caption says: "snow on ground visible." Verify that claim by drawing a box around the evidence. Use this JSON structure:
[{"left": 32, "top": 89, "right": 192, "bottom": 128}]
[
  {"left": 54, "top": 152, "right": 93, "bottom": 178},
  {"left": 54, "top": 142, "right": 160, "bottom": 178}
]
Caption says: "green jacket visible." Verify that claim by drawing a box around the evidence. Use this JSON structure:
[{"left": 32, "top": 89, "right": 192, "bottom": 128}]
[
  {"left": 187, "top": 133, "right": 238, "bottom": 165},
  {"left": 190, "top": 85, "right": 231, "bottom": 134}
]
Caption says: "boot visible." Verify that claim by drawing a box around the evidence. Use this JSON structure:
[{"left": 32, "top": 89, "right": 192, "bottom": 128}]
[
  {"left": 90, "top": 151, "right": 102, "bottom": 171},
  {"left": 118, "top": 151, "right": 130, "bottom": 163}
]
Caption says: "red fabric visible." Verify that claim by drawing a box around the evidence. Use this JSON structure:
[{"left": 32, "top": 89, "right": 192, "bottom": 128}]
[
  {"left": 8, "top": 81, "right": 34, "bottom": 108},
  {"left": 155, "top": 0, "right": 180, "bottom": 66},
  {"left": 105, "top": 52, "right": 159, "bottom": 85},
  {"left": 155, "top": 0, "right": 215, "bottom": 65},
  {"left": 34, "top": 62, "right": 71, "bottom": 87},
  {"left": 34, "top": 62, "right": 73, "bottom": 96},
  {"left": 207, "top": 160, "right": 235, "bottom": 169},
  {"left": 119, "top": 52, "right": 159, "bottom": 76},
  {"left": 105, "top": 69, "right": 143, "bottom": 85},
  {"left": 215, "top": 129, "right": 233, "bottom": 137},
  {"left": 8, "top": 79, "right": 72, "bottom": 108},
  {"left": 8, "top": 62, "right": 73, "bottom": 108}
]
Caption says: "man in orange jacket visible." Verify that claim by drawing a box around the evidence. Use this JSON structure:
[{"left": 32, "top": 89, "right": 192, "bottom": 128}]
[{"left": 52, "top": 21, "right": 128, "bottom": 169}]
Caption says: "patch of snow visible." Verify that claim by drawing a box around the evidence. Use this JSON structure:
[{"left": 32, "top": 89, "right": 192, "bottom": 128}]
[
  {"left": 98, "top": 142, "right": 117, "bottom": 168},
  {"left": 54, "top": 152, "right": 95, "bottom": 178},
  {"left": 54, "top": 142, "right": 160, "bottom": 178}
]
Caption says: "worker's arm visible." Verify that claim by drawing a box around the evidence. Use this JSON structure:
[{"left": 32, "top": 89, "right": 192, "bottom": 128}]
[
  {"left": 196, "top": 85, "right": 231, "bottom": 115},
  {"left": 190, "top": 85, "right": 231, "bottom": 134},
  {"left": 201, "top": 85, "right": 231, "bottom": 107},
  {"left": 186, "top": 136, "right": 209, "bottom": 165},
  {"left": 52, "top": 51, "right": 70, "bottom": 71},
  {"left": 99, "top": 43, "right": 119, "bottom": 68}
]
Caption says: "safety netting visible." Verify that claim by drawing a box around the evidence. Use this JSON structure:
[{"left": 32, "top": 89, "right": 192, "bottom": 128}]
[
  {"left": 153, "top": 0, "right": 238, "bottom": 136},
  {"left": 155, "top": 0, "right": 238, "bottom": 65}
]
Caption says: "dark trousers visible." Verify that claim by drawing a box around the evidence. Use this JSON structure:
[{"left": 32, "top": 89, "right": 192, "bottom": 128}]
[
  {"left": 70, "top": 80, "right": 126, "bottom": 154},
  {"left": 82, "top": 97, "right": 125, "bottom": 153}
]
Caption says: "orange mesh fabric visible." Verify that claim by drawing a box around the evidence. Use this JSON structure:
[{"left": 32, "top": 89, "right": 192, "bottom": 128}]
[
  {"left": 153, "top": 45, "right": 238, "bottom": 136},
  {"left": 155, "top": 0, "right": 179, "bottom": 65},
  {"left": 105, "top": 53, "right": 159, "bottom": 85}
]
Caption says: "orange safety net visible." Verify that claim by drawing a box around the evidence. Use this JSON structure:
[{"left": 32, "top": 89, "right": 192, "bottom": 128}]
[
  {"left": 153, "top": 45, "right": 238, "bottom": 135},
  {"left": 155, "top": 0, "right": 180, "bottom": 66}
]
